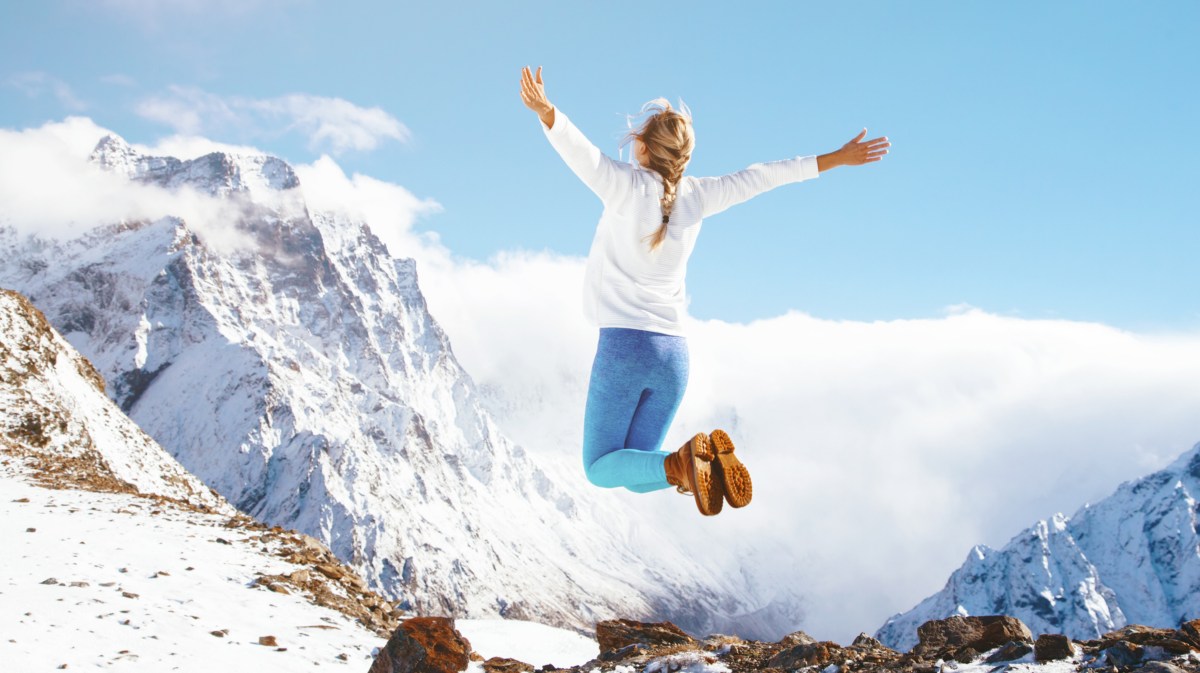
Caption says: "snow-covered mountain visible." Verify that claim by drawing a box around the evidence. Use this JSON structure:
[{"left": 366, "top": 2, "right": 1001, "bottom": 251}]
[
  {"left": 0, "top": 136, "right": 787, "bottom": 637},
  {"left": 875, "top": 442, "right": 1200, "bottom": 651}
]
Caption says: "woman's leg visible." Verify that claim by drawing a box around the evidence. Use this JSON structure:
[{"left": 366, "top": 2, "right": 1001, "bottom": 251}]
[{"left": 581, "top": 328, "right": 689, "bottom": 492}]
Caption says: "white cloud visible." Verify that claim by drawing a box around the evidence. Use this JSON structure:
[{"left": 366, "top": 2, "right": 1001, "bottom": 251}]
[
  {"left": 294, "top": 156, "right": 442, "bottom": 253},
  {"left": 7, "top": 72, "right": 87, "bottom": 111},
  {"left": 0, "top": 117, "right": 258, "bottom": 253},
  {"left": 135, "top": 86, "right": 409, "bottom": 154}
]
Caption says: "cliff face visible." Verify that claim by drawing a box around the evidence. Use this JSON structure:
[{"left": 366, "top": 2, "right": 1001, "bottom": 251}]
[
  {"left": 0, "top": 135, "right": 786, "bottom": 636},
  {"left": 876, "top": 443, "right": 1200, "bottom": 651}
]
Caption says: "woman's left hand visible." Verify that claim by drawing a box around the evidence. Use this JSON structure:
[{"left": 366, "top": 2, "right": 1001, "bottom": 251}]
[{"left": 520, "top": 65, "right": 555, "bottom": 128}]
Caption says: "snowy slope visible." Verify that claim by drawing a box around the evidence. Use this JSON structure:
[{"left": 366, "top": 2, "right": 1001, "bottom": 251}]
[
  {"left": 876, "top": 442, "right": 1200, "bottom": 651},
  {"left": 0, "top": 136, "right": 781, "bottom": 637},
  {"left": 0, "top": 474, "right": 388, "bottom": 672},
  {"left": 0, "top": 288, "right": 225, "bottom": 508}
]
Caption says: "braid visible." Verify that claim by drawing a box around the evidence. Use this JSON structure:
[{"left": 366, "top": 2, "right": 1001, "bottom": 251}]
[
  {"left": 647, "top": 158, "right": 688, "bottom": 251},
  {"left": 626, "top": 99, "right": 695, "bottom": 252}
]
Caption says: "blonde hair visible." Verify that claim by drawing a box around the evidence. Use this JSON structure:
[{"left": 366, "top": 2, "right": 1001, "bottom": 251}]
[{"left": 621, "top": 98, "right": 694, "bottom": 251}]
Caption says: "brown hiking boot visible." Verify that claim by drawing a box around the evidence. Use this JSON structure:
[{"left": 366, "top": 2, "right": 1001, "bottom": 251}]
[
  {"left": 664, "top": 433, "right": 724, "bottom": 516},
  {"left": 710, "top": 429, "right": 752, "bottom": 508}
]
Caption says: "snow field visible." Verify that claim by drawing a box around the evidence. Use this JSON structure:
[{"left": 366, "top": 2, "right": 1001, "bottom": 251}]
[
  {"left": 0, "top": 473, "right": 386, "bottom": 671},
  {"left": 456, "top": 618, "right": 598, "bottom": 667}
]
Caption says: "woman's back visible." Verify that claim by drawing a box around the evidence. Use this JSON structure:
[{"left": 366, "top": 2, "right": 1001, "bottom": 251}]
[{"left": 542, "top": 107, "right": 820, "bottom": 335}]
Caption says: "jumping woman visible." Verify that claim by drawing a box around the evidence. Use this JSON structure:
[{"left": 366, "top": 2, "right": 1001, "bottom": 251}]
[{"left": 519, "top": 65, "right": 888, "bottom": 517}]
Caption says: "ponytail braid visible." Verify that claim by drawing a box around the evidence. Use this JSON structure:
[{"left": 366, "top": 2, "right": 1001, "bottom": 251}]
[
  {"left": 646, "top": 157, "right": 689, "bottom": 250},
  {"left": 622, "top": 98, "right": 696, "bottom": 252}
]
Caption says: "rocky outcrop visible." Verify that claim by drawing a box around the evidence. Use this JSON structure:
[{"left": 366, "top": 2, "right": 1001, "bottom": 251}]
[
  {"left": 910, "top": 615, "right": 1033, "bottom": 663},
  {"left": 368, "top": 617, "right": 472, "bottom": 673},
  {"left": 376, "top": 615, "right": 1200, "bottom": 673},
  {"left": 595, "top": 619, "right": 695, "bottom": 655}
]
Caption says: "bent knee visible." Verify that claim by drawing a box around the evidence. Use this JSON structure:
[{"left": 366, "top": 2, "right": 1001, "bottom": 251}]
[{"left": 582, "top": 459, "right": 618, "bottom": 489}]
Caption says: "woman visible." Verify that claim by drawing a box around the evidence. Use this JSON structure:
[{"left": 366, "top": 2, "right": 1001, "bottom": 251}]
[{"left": 519, "top": 65, "right": 888, "bottom": 516}]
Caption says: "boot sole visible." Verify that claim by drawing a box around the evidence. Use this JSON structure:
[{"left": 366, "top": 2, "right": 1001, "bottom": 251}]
[
  {"left": 688, "top": 433, "right": 723, "bottom": 516},
  {"left": 710, "top": 429, "right": 752, "bottom": 508}
]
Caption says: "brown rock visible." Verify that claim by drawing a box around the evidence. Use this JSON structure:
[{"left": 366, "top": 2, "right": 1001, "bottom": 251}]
[
  {"left": 1035, "top": 633, "right": 1074, "bottom": 661},
  {"left": 778, "top": 630, "right": 818, "bottom": 648},
  {"left": 482, "top": 657, "right": 534, "bottom": 673},
  {"left": 1100, "top": 625, "right": 1178, "bottom": 645},
  {"left": 851, "top": 633, "right": 885, "bottom": 649},
  {"left": 258, "top": 635, "right": 278, "bottom": 647},
  {"left": 984, "top": 641, "right": 1033, "bottom": 663},
  {"left": 1181, "top": 619, "right": 1200, "bottom": 649},
  {"left": 767, "top": 641, "right": 845, "bottom": 669},
  {"left": 368, "top": 617, "right": 472, "bottom": 673},
  {"left": 913, "top": 615, "right": 1032, "bottom": 661},
  {"left": 1105, "top": 640, "right": 1144, "bottom": 667},
  {"left": 316, "top": 564, "right": 344, "bottom": 580},
  {"left": 595, "top": 619, "right": 694, "bottom": 654}
]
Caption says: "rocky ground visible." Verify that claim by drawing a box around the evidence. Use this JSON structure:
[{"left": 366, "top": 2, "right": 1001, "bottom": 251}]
[{"left": 369, "top": 615, "right": 1200, "bottom": 673}]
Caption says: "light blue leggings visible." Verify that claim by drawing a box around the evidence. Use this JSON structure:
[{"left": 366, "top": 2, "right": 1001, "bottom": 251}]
[{"left": 582, "top": 327, "right": 689, "bottom": 493}]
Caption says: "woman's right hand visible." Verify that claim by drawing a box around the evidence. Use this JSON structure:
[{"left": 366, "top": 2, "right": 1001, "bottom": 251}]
[
  {"left": 820, "top": 129, "right": 890, "bottom": 171},
  {"left": 520, "top": 65, "right": 555, "bottom": 128}
]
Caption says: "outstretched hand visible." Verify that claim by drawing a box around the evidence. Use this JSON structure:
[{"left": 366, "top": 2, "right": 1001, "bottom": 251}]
[
  {"left": 840, "top": 130, "right": 890, "bottom": 166},
  {"left": 520, "top": 66, "right": 555, "bottom": 128},
  {"left": 818, "top": 129, "right": 890, "bottom": 172}
]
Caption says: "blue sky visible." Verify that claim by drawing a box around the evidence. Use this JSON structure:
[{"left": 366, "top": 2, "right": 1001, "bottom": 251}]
[{"left": 2, "top": 0, "right": 1197, "bottom": 329}]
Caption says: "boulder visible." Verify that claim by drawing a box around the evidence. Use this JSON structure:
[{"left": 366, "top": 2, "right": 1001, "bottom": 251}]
[
  {"left": 369, "top": 617, "right": 472, "bottom": 673},
  {"left": 1181, "top": 619, "right": 1200, "bottom": 649},
  {"left": 983, "top": 641, "right": 1033, "bottom": 664},
  {"left": 1034, "top": 634, "right": 1074, "bottom": 662},
  {"left": 851, "top": 633, "right": 886, "bottom": 649},
  {"left": 913, "top": 615, "right": 1032, "bottom": 662},
  {"left": 482, "top": 657, "right": 534, "bottom": 673},
  {"left": 1104, "top": 640, "right": 1144, "bottom": 667},
  {"left": 778, "top": 630, "right": 818, "bottom": 648},
  {"left": 595, "top": 619, "right": 694, "bottom": 654},
  {"left": 766, "top": 641, "right": 845, "bottom": 670}
]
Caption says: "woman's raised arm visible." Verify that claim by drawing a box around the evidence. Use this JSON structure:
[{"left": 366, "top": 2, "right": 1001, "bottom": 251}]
[
  {"left": 695, "top": 129, "right": 889, "bottom": 218},
  {"left": 520, "top": 66, "right": 633, "bottom": 205}
]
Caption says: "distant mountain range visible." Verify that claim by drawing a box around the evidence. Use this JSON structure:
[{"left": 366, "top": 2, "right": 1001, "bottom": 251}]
[{"left": 876, "top": 442, "right": 1200, "bottom": 651}]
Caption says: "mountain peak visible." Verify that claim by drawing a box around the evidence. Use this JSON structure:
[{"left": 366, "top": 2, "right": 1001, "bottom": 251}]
[{"left": 88, "top": 135, "right": 299, "bottom": 198}]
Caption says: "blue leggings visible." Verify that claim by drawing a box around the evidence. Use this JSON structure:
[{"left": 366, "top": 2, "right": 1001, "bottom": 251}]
[{"left": 582, "top": 327, "right": 689, "bottom": 493}]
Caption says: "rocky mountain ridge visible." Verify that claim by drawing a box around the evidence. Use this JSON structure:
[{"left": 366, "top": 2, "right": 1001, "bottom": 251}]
[
  {"left": 368, "top": 614, "right": 1200, "bottom": 673},
  {"left": 876, "top": 443, "right": 1200, "bottom": 651}
]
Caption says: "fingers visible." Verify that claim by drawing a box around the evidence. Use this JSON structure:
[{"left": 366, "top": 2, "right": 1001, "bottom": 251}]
[
  {"left": 536, "top": 65, "right": 543, "bottom": 84},
  {"left": 851, "top": 128, "right": 867, "bottom": 143}
]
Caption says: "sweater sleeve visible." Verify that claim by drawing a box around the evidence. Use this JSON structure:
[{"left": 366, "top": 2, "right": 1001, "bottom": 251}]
[
  {"left": 541, "top": 107, "right": 633, "bottom": 205},
  {"left": 694, "top": 155, "right": 820, "bottom": 218}
]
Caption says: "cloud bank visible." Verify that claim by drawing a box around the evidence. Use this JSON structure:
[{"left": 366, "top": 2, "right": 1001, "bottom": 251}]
[
  {"left": 0, "top": 117, "right": 264, "bottom": 251},
  {"left": 5, "top": 116, "right": 1200, "bottom": 643}
]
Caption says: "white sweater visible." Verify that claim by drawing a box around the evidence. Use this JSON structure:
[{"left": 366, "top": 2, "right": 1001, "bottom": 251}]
[{"left": 541, "top": 107, "right": 820, "bottom": 337}]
